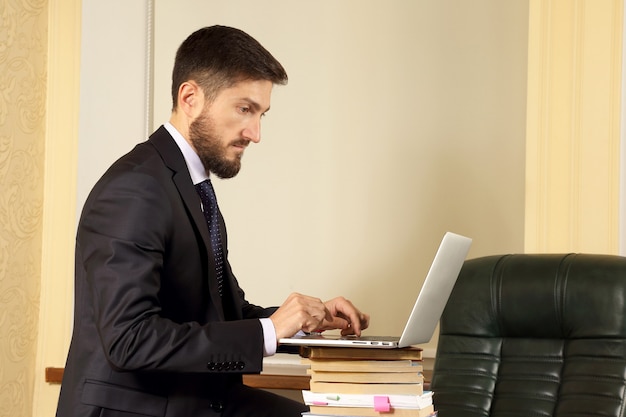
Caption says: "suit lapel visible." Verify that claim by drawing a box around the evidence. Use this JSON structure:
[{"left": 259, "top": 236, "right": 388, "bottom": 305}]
[{"left": 148, "top": 126, "right": 227, "bottom": 320}]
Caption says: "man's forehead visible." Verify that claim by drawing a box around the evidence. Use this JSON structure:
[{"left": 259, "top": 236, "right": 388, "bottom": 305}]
[{"left": 216, "top": 80, "right": 273, "bottom": 109}]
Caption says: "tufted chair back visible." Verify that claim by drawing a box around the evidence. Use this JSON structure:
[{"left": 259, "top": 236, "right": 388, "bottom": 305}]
[{"left": 431, "top": 253, "right": 626, "bottom": 417}]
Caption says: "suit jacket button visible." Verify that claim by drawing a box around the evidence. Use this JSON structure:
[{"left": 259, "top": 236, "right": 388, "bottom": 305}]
[
  {"left": 210, "top": 401, "right": 224, "bottom": 412},
  {"left": 237, "top": 361, "right": 245, "bottom": 370},
  {"left": 207, "top": 362, "right": 217, "bottom": 371}
]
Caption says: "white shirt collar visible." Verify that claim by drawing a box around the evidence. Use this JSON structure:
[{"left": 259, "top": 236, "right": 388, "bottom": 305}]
[{"left": 163, "top": 122, "right": 208, "bottom": 185}]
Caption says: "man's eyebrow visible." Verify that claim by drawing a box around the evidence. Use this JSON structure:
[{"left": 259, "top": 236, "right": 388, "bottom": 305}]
[{"left": 241, "top": 97, "right": 270, "bottom": 114}]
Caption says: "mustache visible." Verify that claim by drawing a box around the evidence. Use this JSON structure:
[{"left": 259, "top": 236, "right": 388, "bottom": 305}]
[{"left": 230, "top": 139, "right": 250, "bottom": 147}]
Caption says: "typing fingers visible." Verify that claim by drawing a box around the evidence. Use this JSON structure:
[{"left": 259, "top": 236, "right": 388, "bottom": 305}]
[{"left": 270, "top": 293, "right": 330, "bottom": 339}]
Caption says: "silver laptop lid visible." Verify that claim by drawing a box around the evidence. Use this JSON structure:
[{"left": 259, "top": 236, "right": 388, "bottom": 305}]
[
  {"left": 277, "top": 232, "right": 472, "bottom": 349},
  {"left": 397, "top": 232, "right": 472, "bottom": 347}
]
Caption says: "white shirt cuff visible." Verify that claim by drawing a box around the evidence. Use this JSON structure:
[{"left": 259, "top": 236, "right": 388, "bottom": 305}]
[{"left": 259, "top": 318, "right": 277, "bottom": 357}]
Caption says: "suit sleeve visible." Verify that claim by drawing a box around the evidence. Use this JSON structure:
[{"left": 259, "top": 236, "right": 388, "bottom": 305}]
[{"left": 77, "top": 169, "right": 265, "bottom": 374}]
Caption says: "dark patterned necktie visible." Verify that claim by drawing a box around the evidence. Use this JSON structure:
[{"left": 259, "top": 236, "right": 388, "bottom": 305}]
[{"left": 195, "top": 179, "right": 225, "bottom": 297}]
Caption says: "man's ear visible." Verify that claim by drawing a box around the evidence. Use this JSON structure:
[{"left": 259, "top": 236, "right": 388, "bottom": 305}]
[{"left": 177, "top": 81, "right": 204, "bottom": 119}]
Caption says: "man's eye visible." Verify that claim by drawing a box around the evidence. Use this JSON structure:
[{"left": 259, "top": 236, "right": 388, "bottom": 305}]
[{"left": 239, "top": 107, "right": 250, "bottom": 114}]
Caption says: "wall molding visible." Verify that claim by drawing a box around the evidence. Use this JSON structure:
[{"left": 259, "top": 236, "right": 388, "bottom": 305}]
[
  {"left": 621, "top": 0, "right": 626, "bottom": 256},
  {"left": 32, "top": 0, "right": 82, "bottom": 415},
  {"left": 525, "top": 0, "right": 623, "bottom": 253}
]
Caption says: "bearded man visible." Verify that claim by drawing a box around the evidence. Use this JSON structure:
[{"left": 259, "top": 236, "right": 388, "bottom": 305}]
[{"left": 56, "top": 25, "right": 369, "bottom": 417}]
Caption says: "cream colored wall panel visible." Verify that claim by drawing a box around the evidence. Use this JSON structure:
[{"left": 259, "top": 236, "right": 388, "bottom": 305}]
[
  {"left": 526, "top": 0, "right": 622, "bottom": 254},
  {"left": 622, "top": 2, "right": 626, "bottom": 256},
  {"left": 32, "top": 0, "right": 81, "bottom": 415}
]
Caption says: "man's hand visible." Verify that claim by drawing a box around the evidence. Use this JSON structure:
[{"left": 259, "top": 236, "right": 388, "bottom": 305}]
[
  {"left": 317, "top": 296, "right": 370, "bottom": 336},
  {"left": 270, "top": 293, "right": 333, "bottom": 340},
  {"left": 270, "top": 294, "right": 370, "bottom": 340}
]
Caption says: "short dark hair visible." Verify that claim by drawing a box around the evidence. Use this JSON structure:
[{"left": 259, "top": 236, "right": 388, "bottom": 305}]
[{"left": 171, "top": 25, "right": 288, "bottom": 109}]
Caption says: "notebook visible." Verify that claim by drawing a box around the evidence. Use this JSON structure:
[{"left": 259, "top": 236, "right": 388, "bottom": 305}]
[{"left": 278, "top": 232, "right": 472, "bottom": 349}]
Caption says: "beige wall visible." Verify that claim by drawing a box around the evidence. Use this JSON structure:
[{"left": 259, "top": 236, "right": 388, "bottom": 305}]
[
  {"left": 152, "top": 0, "right": 528, "bottom": 354},
  {"left": 75, "top": 0, "right": 150, "bottom": 215},
  {"left": 0, "top": 1, "right": 48, "bottom": 416}
]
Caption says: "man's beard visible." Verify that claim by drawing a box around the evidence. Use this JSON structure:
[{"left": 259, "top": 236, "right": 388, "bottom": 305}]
[{"left": 189, "top": 113, "right": 245, "bottom": 179}]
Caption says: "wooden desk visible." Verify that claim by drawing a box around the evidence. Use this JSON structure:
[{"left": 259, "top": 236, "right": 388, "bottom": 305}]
[
  {"left": 45, "top": 353, "right": 312, "bottom": 390},
  {"left": 45, "top": 367, "right": 311, "bottom": 389},
  {"left": 45, "top": 353, "right": 432, "bottom": 391}
]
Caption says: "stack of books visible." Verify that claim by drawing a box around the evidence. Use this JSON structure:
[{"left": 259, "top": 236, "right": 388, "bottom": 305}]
[{"left": 298, "top": 346, "right": 436, "bottom": 417}]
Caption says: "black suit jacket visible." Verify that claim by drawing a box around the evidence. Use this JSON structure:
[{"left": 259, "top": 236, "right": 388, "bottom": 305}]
[{"left": 56, "top": 126, "right": 276, "bottom": 417}]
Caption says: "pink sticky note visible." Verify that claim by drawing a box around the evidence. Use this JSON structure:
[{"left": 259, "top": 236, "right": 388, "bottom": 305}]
[{"left": 374, "top": 396, "right": 391, "bottom": 412}]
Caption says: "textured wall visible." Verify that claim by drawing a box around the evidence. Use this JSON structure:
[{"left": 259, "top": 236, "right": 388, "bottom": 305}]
[{"left": 0, "top": 0, "right": 48, "bottom": 416}]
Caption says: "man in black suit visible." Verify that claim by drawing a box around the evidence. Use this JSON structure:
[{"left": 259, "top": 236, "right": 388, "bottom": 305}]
[{"left": 56, "top": 26, "right": 369, "bottom": 416}]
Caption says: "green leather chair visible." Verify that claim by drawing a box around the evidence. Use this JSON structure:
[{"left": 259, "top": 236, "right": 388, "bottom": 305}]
[{"left": 431, "top": 253, "right": 626, "bottom": 417}]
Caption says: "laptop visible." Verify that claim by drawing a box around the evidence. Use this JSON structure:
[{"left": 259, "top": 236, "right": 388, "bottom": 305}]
[{"left": 278, "top": 232, "right": 472, "bottom": 349}]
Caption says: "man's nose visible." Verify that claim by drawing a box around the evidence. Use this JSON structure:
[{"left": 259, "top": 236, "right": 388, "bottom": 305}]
[{"left": 242, "top": 118, "right": 261, "bottom": 143}]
